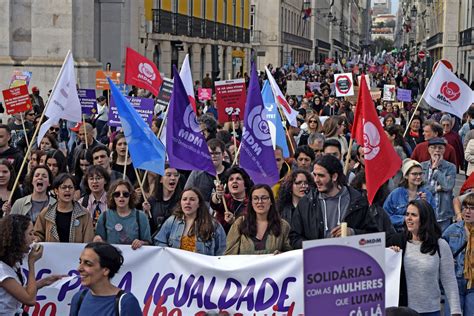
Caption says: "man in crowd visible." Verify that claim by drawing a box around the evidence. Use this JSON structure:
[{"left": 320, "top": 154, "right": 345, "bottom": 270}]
[
  {"left": 307, "top": 132, "right": 325, "bottom": 159},
  {"left": 290, "top": 155, "right": 378, "bottom": 248},
  {"left": 30, "top": 86, "right": 45, "bottom": 114},
  {"left": 70, "top": 123, "right": 102, "bottom": 170},
  {"left": 0, "top": 124, "right": 24, "bottom": 172},
  {"left": 440, "top": 114, "right": 464, "bottom": 169},
  {"left": 293, "top": 145, "right": 315, "bottom": 172},
  {"left": 91, "top": 145, "right": 124, "bottom": 184}
]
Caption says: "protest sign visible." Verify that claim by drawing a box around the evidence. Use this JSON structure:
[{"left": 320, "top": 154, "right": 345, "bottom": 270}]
[
  {"left": 108, "top": 96, "right": 154, "bottom": 127},
  {"left": 286, "top": 80, "right": 305, "bottom": 96},
  {"left": 77, "top": 89, "right": 97, "bottom": 116},
  {"left": 304, "top": 233, "right": 387, "bottom": 315},
  {"left": 396, "top": 88, "right": 412, "bottom": 102},
  {"left": 155, "top": 77, "right": 173, "bottom": 111},
  {"left": 215, "top": 78, "right": 246, "bottom": 123},
  {"left": 308, "top": 82, "right": 321, "bottom": 93},
  {"left": 383, "top": 85, "right": 396, "bottom": 101},
  {"left": 334, "top": 73, "right": 354, "bottom": 97},
  {"left": 370, "top": 90, "right": 382, "bottom": 101},
  {"left": 95, "top": 70, "right": 120, "bottom": 90},
  {"left": 23, "top": 243, "right": 400, "bottom": 315},
  {"left": 198, "top": 88, "right": 212, "bottom": 101},
  {"left": 9, "top": 70, "right": 32, "bottom": 88},
  {"left": 2, "top": 85, "right": 32, "bottom": 114}
]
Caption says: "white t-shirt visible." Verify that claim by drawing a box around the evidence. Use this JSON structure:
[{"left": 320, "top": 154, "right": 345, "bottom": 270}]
[{"left": 0, "top": 260, "right": 23, "bottom": 315}]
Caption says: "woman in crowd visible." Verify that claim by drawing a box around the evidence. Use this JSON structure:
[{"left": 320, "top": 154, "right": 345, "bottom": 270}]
[
  {"left": 72, "top": 149, "right": 92, "bottom": 198},
  {"left": 111, "top": 133, "right": 136, "bottom": 185},
  {"left": 298, "top": 113, "right": 322, "bottom": 146},
  {"left": 38, "top": 134, "right": 58, "bottom": 152},
  {"left": 27, "top": 149, "right": 44, "bottom": 177},
  {"left": 387, "top": 200, "right": 461, "bottom": 315},
  {"left": 322, "top": 115, "right": 349, "bottom": 156},
  {"left": 154, "top": 187, "right": 226, "bottom": 256},
  {"left": 277, "top": 169, "right": 315, "bottom": 226},
  {"left": 69, "top": 242, "right": 141, "bottom": 315},
  {"left": 405, "top": 115, "right": 424, "bottom": 152},
  {"left": 384, "top": 159, "right": 435, "bottom": 232},
  {"left": 142, "top": 165, "right": 183, "bottom": 236},
  {"left": 386, "top": 124, "right": 411, "bottom": 159},
  {"left": 79, "top": 165, "right": 110, "bottom": 227},
  {"left": 94, "top": 180, "right": 151, "bottom": 250},
  {"left": 442, "top": 193, "right": 474, "bottom": 315},
  {"left": 0, "top": 215, "right": 63, "bottom": 315},
  {"left": 211, "top": 166, "right": 253, "bottom": 233},
  {"left": 225, "top": 184, "right": 292, "bottom": 255},
  {"left": 45, "top": 150, "right": 68, "bottom": 179},
  {"left": 383, "top": 113, "right": 397, "bottom": 128},
  {"left": 0, "top": 160, "right": 21, "bottom": 217},
  {"left": 11, "top": 165, "right": 56, "bottom": 223},
  {"left": 34, "top": 173, "right": 94, "bottom": 243}
]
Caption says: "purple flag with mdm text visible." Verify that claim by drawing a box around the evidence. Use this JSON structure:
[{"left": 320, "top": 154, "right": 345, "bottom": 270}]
[
  {"left": 239, "top": 62, "right": 279, "bottom": 185},
  {"left": 166, "top": 66, "right": 216, "bottom": 176}
]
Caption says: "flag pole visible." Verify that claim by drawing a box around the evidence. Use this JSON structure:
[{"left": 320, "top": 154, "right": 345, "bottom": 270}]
[
  {"left": 20, "top": 112, "right": 30, "bottom": 148},
  {"left": 232, "top": 120, "right": 238, "bottom": 161},
  {"left": 134, "top": 168, "right": 151, "bottom": 218},
  {"left": 82, "top": 114, "right": 88, "bottom": 149},
  {"left": 8, "top": 50, "right": 72, "bottom": 204},
  {"left": 123, "top": 145, "right": 129, "bottom": 180},
  {"left": 343, "top": 138, "right": 354, "bottom": 175},
  {"left": 232, "top": 143, "right": 242, "bottom": 166},
  {"left": 277, "top": 107, "right": 295, "bottom": 155}
]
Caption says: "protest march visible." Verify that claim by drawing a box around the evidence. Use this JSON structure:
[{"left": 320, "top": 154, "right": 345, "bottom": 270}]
[{"left": 0, "top": 46, "right": 474, "bottom": 316}]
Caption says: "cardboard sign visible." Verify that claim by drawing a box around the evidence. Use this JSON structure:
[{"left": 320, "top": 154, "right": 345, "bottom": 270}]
[
  {"left": 2, "top": 85, "right": 32, "bottom": 114},
  {"left": 108, "top": 96, "right": 154, "bottom": 127},
  {"left": 308, "top": 82, "right": 321, "bottom": 93},
  {"left": 215, "top": 78, "right": 247, "bottom": 123},
  {"left": 198, "top": 88, "right": 212, "bottom": 101},
  {"left": 396, "top": 88, "right": 412, "bottom": 102},
  {"left": 334, "top": 73, "right": 354, "bottom": 97},
  {"left": 383, "top": 85, "right": 396, "bottom": 101},
  {"left": 155, "top": 77, "right": 173, "bottom": 110},
  {"left": 9, "top": 70, "right": 32, "bottom": 88},
  {"left": 286, "top": 80, "right": 306, "bottom": 96},
  {"left": 95, "top": 70, "right": 120, "bottom": 90},
  {"left": 77, "top": 89, "right": 97, "bottom": 116},
  {"left": 370, "top": 90, "right": 382, "bottom": 100},
  {"left": 304, "top": 233, "right": 386, "bottom": 315}
]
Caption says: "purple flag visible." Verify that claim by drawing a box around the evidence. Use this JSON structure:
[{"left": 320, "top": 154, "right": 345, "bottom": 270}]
[
  {"left": 166, "top": 66, "right": 215, "bottom": 176},
  {"left": 239, "top": 62, "right": 279, "bottom": 185}
]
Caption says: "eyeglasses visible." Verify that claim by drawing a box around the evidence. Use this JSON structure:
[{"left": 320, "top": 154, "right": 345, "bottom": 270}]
[
  {"left": 409, "top": 172, "right": 423, "bottom": 177},
  {"left": 462, "top": 205, "right": 474, "bottom": 212},
  {"left": 252, "top": 196, "right": 270, "bottom": 203},
  {"left": 294, "top": 181, "right": 309, "bottom": 186},
  {"left": 88, "top": 177, "right": 104, "bottom": 182},
  {"left": 112, "top": 191, "right": 130, "bottom": 198},
  {"left": 59, "top": 185, "right": 74, "bottom": 191}
]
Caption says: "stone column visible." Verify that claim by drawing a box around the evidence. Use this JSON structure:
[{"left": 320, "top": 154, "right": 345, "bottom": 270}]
[
  {"left": 160, "top": 40, "right": 172, "bottom": 78},
  {"left": 204, "top": 44, "right": 212, "bottom": 78},
  {"left": 191, "top": 43, "right": 201, "bottom": 82}
]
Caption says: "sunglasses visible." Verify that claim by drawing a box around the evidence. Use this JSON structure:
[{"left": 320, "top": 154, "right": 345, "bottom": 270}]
[
  {"left": 49, "top": 127, "right": 60, "bottom": 132},
  {"left": 112, "top": 191, "right": 130, "bottom": 198}
]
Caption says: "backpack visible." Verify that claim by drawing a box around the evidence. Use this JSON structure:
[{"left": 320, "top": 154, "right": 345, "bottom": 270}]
[{"left": 76, "top": 289, "right": 125, "bottom": 315}]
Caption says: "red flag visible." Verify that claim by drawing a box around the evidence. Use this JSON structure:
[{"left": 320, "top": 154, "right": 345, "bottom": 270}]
[
  {"left": 351, "top": 75, "right": 401, "bottom": 204},
  {"left": 124, "top": 47, "right": 163, "bottom": 96}
]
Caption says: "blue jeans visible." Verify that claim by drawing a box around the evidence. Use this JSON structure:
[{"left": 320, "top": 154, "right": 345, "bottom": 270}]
[{"left": 444, "top": 278, "right": 474, "bottom": 316}]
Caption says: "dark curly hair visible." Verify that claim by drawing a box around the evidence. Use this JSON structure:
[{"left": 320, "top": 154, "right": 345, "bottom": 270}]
[
  {"left": 277, "top": 169, "right": 315, "bottom": 214},
  {"left": 0, "top": 215, "right": 31, "bottom": 267},
  {"left": 107, "top": 179, "right": 137, "bottom": 210}
]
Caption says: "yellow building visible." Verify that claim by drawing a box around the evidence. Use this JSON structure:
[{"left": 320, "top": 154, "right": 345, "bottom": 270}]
[{"left": 143, "top": 0, "right": 251, "bottom": 82}]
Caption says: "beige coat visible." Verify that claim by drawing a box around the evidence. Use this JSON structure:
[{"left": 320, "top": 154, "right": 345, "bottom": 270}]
[
  {"left": 11, "top": 195, "right": 56, "bottom": 217},
  {"left": 34, "top": 201, "right": 94, "bottom": 243},
  {"left": 225, "top": 216, "right": 292, "bottom": 255},
  {"left": 465, "top": 139, "right": 474, "bottom": 176}
]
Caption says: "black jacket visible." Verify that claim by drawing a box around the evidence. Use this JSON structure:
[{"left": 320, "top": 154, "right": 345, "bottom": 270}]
[{"left": 289, "top": 186, "right": 379, "bottom": 249}]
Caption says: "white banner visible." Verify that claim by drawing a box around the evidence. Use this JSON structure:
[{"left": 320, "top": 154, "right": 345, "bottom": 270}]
[{"left": 22, "top": 243, "right": 401, "bottom": 315}]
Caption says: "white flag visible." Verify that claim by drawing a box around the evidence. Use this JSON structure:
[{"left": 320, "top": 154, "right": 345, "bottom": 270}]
[
  {"left": 265, "top": 66, "right": 299, "bottom": 127},
  {"left": 337, "top": 59, "right": 344, "bottom": 72},
  {"left": 179, "top": 54, "right": 196, "bottom": 112},
  {"left": 37, "top": 51, "right": 82, "bottom": 145},
  {"left": 422, "top": 63, "right": 474, "bottom": 119}
]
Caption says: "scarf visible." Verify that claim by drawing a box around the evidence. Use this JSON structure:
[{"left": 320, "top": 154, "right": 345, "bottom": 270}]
[
  {"left": 409, "top": 130, "right": 419, "bottom": 138},
  {"left": 464, "top": 223, "right": 474, "bottom": 288}
]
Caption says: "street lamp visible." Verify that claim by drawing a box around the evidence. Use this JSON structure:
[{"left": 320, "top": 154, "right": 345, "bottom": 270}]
[{"left": 411, "top": 5, "right": 417, "bottom": 18}]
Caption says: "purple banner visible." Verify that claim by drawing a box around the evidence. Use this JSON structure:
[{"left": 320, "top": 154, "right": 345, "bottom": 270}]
[
  {"left": 304, "top": 234, "right": 385, "bottom": 315},
  {"left": 396, "top": 88, "right": 412, "bottom": 102},
  {"left": 109, "top": 96, "right": 154, "bottom": 127},
  {"left": 77, "top": 89, "right": 97, "bottom": 116}
]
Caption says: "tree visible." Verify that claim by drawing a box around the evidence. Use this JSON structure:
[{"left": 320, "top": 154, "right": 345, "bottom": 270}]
[{"left": 369, "top": 38, "right": 394, "bottom": 55}]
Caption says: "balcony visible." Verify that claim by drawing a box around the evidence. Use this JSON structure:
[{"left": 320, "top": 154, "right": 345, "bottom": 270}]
[
  {"left": 426, "top": 32, "right": 443, "bottom": 49},
  {"left": 460, "top": 27, "right": 473, "bottom": 46},
  {"left": 282, "top": 32, "right": 313, "bottom": 49},
  {"left": 250, "top": 30, "right": 261, "bottom": 43}
]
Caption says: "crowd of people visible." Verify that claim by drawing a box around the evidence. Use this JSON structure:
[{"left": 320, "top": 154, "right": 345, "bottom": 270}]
[{"left": 0, "top": 57, "right": 473, "bottom": 315}]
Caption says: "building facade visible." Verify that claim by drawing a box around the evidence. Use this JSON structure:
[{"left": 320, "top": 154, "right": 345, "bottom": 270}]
[{"left": 146, "top": 0, "right": 251, "bottom": 81}]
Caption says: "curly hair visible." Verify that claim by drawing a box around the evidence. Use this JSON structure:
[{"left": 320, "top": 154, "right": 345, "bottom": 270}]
[
  {"left": 277, "top": 169, "right": 315, "bottom": 214},
  {"left": 107, "top": 179, "right": 137, "bottom": 210},
  {"left": 0, "top": 215, "right": 31, "bottom": 267}
]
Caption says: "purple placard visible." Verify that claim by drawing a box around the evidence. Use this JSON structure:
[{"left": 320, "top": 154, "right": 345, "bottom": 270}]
[
  {"left": 397, "top": 88, "right": 412, "bottom": 102},
  {"left": 108, "top": 96, "right": 154, "bottom": 127},
  {"left": 77, "top": 89, "right": 97, "bottom": 116},
  {"left": 304, "top": 235, "right": 385, "bottom": 315}
]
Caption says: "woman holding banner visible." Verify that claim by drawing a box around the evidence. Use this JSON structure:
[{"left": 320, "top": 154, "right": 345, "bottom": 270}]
[
  {"left": 0, "top": 214, "right": 63, "bottom": 315},
  {"left": 225, "top": 184, "right": 292, "bottom": 255},
  {"left": 387, "top": 199, "right": 461, "bottom": 315},
  {"left": 154, "top": 187, "right": 226, "bottom": 256}
]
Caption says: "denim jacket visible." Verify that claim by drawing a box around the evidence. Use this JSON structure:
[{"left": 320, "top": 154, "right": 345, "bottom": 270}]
[
  {"left": 421, "top": 159, "right": 456, "bottom": 221},
  {"left": 442, "top": 220, "right": 466, "bottom": 279},
  {"left": 383, "top": 186, "right": 435, "bottom": 230},
  {"left": 153, "top": 215, "right": 226, "bottom": 256}
]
